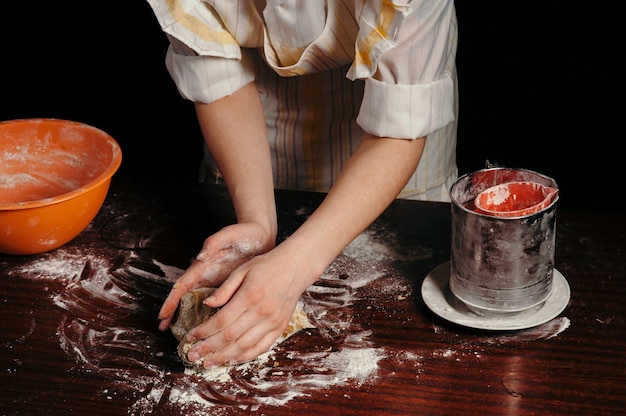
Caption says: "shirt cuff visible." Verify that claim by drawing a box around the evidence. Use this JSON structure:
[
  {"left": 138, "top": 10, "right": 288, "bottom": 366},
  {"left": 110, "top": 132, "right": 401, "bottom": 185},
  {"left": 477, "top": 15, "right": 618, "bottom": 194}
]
[
  {"left": 165, "top": 46, "right": 256, "bottom": 103},
  {"left": 357, "top": 73, "right": 455, "bottom": 139}
]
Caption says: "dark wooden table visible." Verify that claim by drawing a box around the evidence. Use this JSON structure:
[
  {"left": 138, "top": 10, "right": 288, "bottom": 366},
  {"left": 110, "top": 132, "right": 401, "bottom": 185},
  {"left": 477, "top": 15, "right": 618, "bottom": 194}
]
[{"left": 1, "top": 177, "right": 624, "bottom": 415}]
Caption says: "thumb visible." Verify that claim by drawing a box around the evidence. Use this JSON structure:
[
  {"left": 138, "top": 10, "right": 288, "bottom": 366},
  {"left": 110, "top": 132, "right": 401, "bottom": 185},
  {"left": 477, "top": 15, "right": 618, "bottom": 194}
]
[{"left": 202, "top": 270, "right": 244, "bottom": 308}]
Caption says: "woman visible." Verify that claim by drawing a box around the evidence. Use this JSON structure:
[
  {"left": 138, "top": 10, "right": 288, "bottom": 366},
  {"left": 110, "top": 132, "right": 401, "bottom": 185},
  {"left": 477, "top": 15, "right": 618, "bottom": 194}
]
[{"left": 146, "top": 0, "right": 458, "bottom": 368}]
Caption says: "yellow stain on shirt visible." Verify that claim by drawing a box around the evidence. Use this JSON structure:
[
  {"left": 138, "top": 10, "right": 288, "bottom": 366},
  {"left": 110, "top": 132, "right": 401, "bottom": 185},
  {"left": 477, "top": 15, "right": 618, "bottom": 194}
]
[
  {"left": 164, "top": 0, "right": 237, "bottom": 45},
  {"left": 355, "top": 0, "right": 397, "bottom": 69}
]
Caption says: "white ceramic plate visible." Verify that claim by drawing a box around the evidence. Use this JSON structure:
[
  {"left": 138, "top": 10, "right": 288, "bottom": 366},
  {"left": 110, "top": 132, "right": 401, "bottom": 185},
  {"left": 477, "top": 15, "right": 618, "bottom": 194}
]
[{"left": 421, "top": 261, "right": 571, "bottom": 330}]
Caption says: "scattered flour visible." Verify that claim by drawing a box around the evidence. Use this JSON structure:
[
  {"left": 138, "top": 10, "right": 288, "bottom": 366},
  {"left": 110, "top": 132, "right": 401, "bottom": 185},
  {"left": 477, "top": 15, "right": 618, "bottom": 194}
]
[
  {"left": 11, "top": 227, "right": 404, "bottom": 414},
  {"left": 7, "top": 247, "right": 111, "bottom": 282},
  {"left": 8, "top": 220, "right": 569, "bottom": 414}
]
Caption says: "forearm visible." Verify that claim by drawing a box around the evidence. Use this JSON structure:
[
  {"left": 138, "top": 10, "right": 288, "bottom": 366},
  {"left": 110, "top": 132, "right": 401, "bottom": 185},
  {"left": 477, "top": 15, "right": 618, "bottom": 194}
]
[
  {"left": 194, "top": 82, "right": 277, "bottom": 239},
  {"left": 280, "top": 133, "right": 426, "bottom": 284}
]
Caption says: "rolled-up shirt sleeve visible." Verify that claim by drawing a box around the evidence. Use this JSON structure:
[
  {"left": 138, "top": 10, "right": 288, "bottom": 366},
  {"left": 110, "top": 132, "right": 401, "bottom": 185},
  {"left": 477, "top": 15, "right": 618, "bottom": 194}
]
[
  {"left": 165, "top": 36, "right": 257, "bottom": 103},
  {"left": 151, "top": 0, "right": 259, "bottom": 105},
  {"left": 348, "top": 0, "right": 456, "bottom": 139},
  {"left": 357, "top": 72, "right": 454, "bottom": 139}
]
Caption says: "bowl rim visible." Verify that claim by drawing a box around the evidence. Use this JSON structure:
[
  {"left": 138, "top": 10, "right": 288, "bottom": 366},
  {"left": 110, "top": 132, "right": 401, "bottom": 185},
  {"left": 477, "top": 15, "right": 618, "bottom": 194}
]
[
  {"left": 474, "top": 180, "right": 559, "bottom": 217},
  {"left": 0, "top": 118, "right": 122, "bottom": 210}
]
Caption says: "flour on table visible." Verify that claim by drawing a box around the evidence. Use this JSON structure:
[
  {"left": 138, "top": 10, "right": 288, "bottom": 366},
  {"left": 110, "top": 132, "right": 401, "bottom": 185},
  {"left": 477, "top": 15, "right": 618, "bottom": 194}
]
[
  {"left": 6, "top": 246, "right": 111, "bottom": 283},
  {"left": 11, "top": 226, "right": 407, "bottom": 414},
  {"left": 9, "top": 219, "right": 567, "bottom": 414}
]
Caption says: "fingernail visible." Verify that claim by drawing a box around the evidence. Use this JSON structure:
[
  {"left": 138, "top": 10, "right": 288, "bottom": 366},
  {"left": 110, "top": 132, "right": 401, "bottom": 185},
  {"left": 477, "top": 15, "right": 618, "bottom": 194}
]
[
  {"left": 188, "top": 351, "right": 200, "bottom": 362},
  {"left": 203, "top": 359, "right": 216, "bottom": 369}
]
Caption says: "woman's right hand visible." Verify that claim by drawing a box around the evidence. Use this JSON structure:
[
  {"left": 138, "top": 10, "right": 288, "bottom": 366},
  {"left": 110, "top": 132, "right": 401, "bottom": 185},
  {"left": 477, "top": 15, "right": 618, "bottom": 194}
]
[{"left": 157, "top": 221, "right": 276, "bottom": 331}]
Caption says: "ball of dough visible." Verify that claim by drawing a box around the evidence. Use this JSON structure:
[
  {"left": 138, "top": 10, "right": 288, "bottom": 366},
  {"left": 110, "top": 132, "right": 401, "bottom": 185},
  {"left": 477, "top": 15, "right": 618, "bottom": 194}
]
[{"left": 170, "top": 288, "right": 314, "bottom": 367}]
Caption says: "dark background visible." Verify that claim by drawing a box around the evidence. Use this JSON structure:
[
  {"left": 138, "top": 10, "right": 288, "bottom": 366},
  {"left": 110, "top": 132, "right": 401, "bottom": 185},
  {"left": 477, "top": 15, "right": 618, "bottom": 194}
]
[{"left": 1, "top": 2, "right": 623, "bottom": 213}]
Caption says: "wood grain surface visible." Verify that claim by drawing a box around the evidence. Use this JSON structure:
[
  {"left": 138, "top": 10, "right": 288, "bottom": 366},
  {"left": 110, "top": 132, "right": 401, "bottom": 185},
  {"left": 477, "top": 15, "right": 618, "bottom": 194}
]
[{"left": 1, "top": 177, "right": 624, "bottom": 415}]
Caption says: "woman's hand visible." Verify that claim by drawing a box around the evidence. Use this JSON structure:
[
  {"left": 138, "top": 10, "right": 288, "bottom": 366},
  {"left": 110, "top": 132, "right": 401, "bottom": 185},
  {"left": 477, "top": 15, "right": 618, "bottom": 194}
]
[
  {"left": 157, "top": 221, "right": 275, "bottom": 331},
  {"left": 181, "top": 242, "right": 315, "bottom": 367},
  {"left": 172, "top": 134, "right": 427, "bottom": 367}
]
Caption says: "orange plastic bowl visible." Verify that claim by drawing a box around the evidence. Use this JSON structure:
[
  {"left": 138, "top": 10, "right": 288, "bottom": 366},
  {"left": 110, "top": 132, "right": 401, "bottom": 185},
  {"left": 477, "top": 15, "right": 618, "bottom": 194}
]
[{"left": 0, "top": 118, "right": 122, "bottom": 255}]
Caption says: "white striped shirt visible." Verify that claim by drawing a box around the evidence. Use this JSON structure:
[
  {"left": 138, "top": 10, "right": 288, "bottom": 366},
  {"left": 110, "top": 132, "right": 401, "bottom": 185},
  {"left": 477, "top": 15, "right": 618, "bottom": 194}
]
[{"left": 147, "top": 0, "right": 458, "bottom": 200}]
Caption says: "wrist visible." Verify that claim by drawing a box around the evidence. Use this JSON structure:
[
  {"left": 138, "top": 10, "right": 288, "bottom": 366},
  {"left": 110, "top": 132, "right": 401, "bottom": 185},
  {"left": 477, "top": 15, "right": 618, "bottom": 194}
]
[{"left": 277, "top": 230, "right": 342, "bottom": 288}]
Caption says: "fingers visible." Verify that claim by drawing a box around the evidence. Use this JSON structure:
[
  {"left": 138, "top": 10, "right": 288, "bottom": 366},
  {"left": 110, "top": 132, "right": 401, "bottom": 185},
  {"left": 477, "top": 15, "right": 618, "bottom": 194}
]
[
  {"left": 201, "top": 266, "right": 245, "bottom": 308},
  {"left": 157, "top": 246, "right": 235, "bottom": 331},
  {"left": 184, "top": 278, "right": 290, "bottom": 367},
  {"left": 158, "top": 277, "right": 197, "bottom": 330},
  {"left": 186, "top": 308, "right": 284, "bottom": 367},
  {"left": 201, "top": 329, "right": 280, "bottom": 368},
  {"left": 158, "top": 224, "right": 282, "bottom": 361},
  {"left": 157, "top": 260, "right": 221, "bottom": 330}
]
